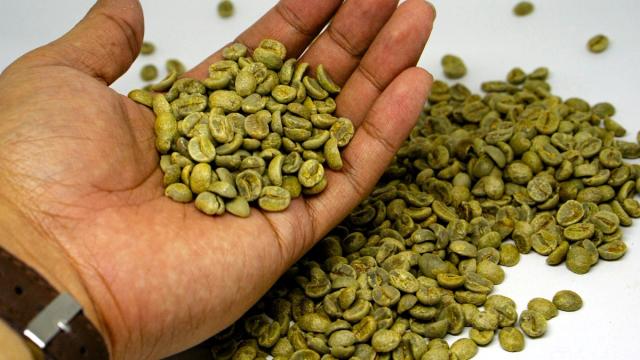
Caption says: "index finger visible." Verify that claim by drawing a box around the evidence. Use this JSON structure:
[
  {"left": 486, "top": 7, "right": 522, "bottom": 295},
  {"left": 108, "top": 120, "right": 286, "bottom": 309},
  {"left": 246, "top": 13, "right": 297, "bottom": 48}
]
[{"left": 185, "top": 0, "right": 342, "bottom": 79}]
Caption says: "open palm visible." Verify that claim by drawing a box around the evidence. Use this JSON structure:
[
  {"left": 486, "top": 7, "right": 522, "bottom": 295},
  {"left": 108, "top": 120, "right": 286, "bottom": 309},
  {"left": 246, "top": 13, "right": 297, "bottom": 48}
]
[{"left": 0, "top": 0, "right": 434, "bottom": 358}]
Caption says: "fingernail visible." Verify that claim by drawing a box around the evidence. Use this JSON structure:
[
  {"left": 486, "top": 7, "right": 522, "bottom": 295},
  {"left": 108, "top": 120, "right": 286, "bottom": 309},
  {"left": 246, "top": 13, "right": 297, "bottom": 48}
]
[
  {"left": 424, "top": 0, "right": 437, "bottom": 20},
  {"left": 417, "top": 66, "right": 434, "bottom": 81}
]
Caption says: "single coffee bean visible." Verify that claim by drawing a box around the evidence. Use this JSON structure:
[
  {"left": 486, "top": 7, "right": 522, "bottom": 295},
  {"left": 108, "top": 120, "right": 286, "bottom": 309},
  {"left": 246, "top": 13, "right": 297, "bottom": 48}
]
[
  {"left": 513, "top": 1, "right": 534, "bottom": 16},
  {"left": 587, "top": 34, "right": 609, "bottom": 53},
  {"left": 552, "top": 290, "right": 583, "bottom": 312},
  {"left": 217, "top": 0, "right": 234, "bottom": 18},
  {"left": 499, "top": 327, "right": 525, "bottom": 352}
]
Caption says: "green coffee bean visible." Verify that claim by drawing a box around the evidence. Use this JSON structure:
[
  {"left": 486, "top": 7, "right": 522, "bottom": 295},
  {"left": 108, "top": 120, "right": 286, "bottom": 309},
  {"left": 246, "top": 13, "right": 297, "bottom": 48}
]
[
  {"left": 449, "top": 240, "right": 477, "bottom": 257},
  {"left": 180, "top": 164, "right": 192, "bottom": 187},
  {"left": 258, "top": 186, "right": 291, "bottom": 212},
  {"left": 299, "top": 159, "right": 325, "bottom": 188},
  {"left": 450, "top": 338, "right": 477, "bottom": 360},
  {"left": 278, "top": 58, "right": 296, "bottom": 85},
  {"left": 441, "top": 54, "right": 467, "bottom": 79},
  {"left": 372, "top": 285, "right": 401, "bottom": 307},
  {"left": 499, "top": 327, "right": 525, "bottom": 352},
  {"left": 464, "top": 272, "right": 493, "bottom": 294},
  {"left": 499, "top": 243, "right": 520, "bottom": 266},
  {"left": 328, "top": 329, "right": 356, "bottom": 348},
  {"left": 476, "top": 260, "right": 505, "bottom": 284},
  {"left": 471, "top": 310, "right": 499, "bottom": 331},
  {"left": 529, "top": 67, "right": 549, "bottom": 80},
  {"left": 190, "top": 163, "right": 213, "bottom": 194},
  {"left": 546, "top": 241, "right": 569, "bottom": 266},
  {"left": 208, "top": 180, "right": 238, "bottom": 199},
  {"left": 128, "top": 89, "right": 153, "bottom": 107},
  {"left": 150, "top": 68, "right": 178, "bottom": 92},
  {"left": 556, "top": 200, "right": 585, "bottom": 226},
  {"left": 223, "top": 43, "right": 247, "bottom": 61},
  {"left": 165, "top": 183, "right": 193, "bottom": 203},
  {"left": 420, "top": 348, "right": 449, "bottom": 360},
  {"left": 302, "top": 130, "right": 330, "bottom": 150},
  {"left": 590, "top": 210, "right": 620, "bottom": 234},
  {"left": 207, "top": 91, "right": 241, "bottom": 113},
  {"left": 518, "top": 310, "right": 547, "bottom": 338},
  {"left": 166, "top": 58, "right": 186, "bottom": 75},
  {"left": 162, "top": 164, "right": 181, "bottom": 187},
  {"left": 552, "top": 290, "right": 583, "bottom": 312},
  {"left": 389, "top": 269, "right": 419, "bottom": 293},
  {"left": 195, "top": 191, "right": 225, "bottom": 215},
  {"left": 597, "top": 240, "right": 627, "bottom": 260},
  {"left": 140, "top": 64, "right": 158, "bottom": 81},
  {"left": 566, "top": 244, "right": 593, "bottom": 274},
  {"left": 323, "top": 136, "right": 343, "bottom": 171},
  {"left": 531, "top": 230, "right": 561, "bottom": 255},
  {"left": 281, "top": 176, "right": 302, "bottom": 198},
  {"left": 217, "top": 0, "right": 234, "bottom": 18},
  {"left": 436, "top": 273, "right": 465, "bottom": 290},
  {"left": 513, "top": 1, "right": 534, "bottom": 16},
  {"left": 204, "top": 72, "right": 232, "bottom": 90},
  {"left": 235, "top": 169, "right": 263, "bottom": 201},
  {"left": 253, "top": 47, "right": 283, "bottom": 71},
  {"left": 140, "top": 41, "right": 155, "bottom": 55},
  {"left": 485, "top": 295, "right": 518, "bottom": 328},
  {"left": 303, "top": 76, "right": 329, "bottom": 100},
  {"left": 316, "top": 64, "right": 341, "bottom": 94},
  {"left": 271, "top": 85, "right": 296, "bottom": 103},
  {"left": 371, "top": 329, "right": 401, "bottom": 353},
  {"left": 290, "top": 349, "right": 320, "bottom": 360},
  {"left": 563, "top": 222, "right": 595, "bottom": 241},
  {"left": 469, "top": 329, "right": 494, "bottom": 346},
  {"left": 226, "top": 197, "right": 251, "bottom": 218},
  {"left": 187, "top": 135, "right": 216, "bottom": 162},
  {"left": 298, "top": 313, "right": 331, "bottom": 333},
  {"left": 587, "top": 34, "right": 609, "bottom": 54},
  {"left": 153, "top": 95, "right": 178, "bottom": 154},
  {"left": 330, "top": 118, "right": 355, "bottom": 147},
  {"left": 527, "top": 298, "right": 558, "bottom": 320},
  {"left": 243, "top": 111, "right": 270, "bottom": 140}
]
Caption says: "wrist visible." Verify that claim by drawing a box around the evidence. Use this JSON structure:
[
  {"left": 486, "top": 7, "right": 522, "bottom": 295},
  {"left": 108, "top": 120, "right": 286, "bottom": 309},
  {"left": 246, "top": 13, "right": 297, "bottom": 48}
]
[{"left": 0, "top": 192, "right": 113, "bottom": 357}]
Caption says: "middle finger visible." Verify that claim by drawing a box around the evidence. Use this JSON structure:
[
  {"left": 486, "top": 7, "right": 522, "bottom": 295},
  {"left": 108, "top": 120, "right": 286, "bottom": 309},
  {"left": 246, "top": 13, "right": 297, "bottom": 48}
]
[
  {"left": 299, "top": 0, "right": 399, "bottom": 86},
  {"left": 186, "top": 0, "right": 342, "bottom": 79}
]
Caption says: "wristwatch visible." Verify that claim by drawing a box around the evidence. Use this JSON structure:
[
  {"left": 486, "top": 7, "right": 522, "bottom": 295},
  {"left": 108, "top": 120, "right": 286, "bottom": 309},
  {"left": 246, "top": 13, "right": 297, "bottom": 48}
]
[{"left": 0, "top": 246, "right": 109, "bottom": 360}]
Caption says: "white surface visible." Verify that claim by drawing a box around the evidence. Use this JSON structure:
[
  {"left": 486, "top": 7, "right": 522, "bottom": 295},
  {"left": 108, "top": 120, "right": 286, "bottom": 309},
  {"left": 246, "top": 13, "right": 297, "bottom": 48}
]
[{"left": 1, "top": 1, "right": 639, "bottom": 359}]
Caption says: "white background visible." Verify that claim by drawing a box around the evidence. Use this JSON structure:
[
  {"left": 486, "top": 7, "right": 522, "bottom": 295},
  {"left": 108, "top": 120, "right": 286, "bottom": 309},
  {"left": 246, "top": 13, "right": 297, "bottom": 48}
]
[{"left": 1, "top": 1, "right": 639, "bottom": 359}]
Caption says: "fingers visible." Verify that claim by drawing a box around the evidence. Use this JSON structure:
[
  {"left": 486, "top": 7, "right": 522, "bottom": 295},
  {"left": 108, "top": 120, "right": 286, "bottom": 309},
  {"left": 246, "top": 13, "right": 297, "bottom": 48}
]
[
  {"left": 37, "top": 0, "right": 144, "bottom": 84},
  {"left": 186, "top": 0, "right": 342, "bottom": 79},
  {"left": 267, "top": 67, "right": 432, "bottom": 257},
  {"left": 299, "top": 0, "right": 399, "bottom": 86},
  {"left": 337, "top": 0, "right": 435, "bottom": 125},
  {"left": 309, "top": 67, "right": 432, "bottom": 238}
]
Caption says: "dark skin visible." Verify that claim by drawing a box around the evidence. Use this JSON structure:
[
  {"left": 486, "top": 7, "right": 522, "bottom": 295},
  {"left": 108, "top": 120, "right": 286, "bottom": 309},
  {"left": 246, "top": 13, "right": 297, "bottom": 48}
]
[{"left": 0, "top": 0, "right": 435, "bottom": 358}]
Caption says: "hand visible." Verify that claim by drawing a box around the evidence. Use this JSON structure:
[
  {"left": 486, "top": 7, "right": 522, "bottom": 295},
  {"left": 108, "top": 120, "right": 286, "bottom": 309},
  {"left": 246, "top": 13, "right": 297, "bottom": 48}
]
[{"left": 0, "top": 0, "right": 435, "bottom": 358}]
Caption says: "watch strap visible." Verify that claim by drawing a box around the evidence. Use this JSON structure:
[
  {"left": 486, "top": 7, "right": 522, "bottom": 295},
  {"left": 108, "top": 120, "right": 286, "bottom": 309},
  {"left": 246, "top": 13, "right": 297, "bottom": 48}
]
[{"left": 0, "top": 246, "right": 109, "bottom": 360}]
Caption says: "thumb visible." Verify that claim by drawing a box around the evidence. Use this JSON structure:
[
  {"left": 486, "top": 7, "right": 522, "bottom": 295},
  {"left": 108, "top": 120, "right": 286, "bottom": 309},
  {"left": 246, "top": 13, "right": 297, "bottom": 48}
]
[{"left": 43, "top": 0, "right": 144, "bottom": 84}]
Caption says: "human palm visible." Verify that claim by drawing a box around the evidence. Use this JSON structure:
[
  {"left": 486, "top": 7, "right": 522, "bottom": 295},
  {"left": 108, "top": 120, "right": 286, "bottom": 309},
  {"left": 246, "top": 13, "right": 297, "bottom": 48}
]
[{"left": 0, "top": 0, "right": 434, "bottom": 358}]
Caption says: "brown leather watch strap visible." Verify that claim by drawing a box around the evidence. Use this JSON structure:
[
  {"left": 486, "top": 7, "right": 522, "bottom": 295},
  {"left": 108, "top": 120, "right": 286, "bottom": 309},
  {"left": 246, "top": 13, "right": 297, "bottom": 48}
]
[{"left": 0, "top": 246, "right": 109, "bottom": 360}]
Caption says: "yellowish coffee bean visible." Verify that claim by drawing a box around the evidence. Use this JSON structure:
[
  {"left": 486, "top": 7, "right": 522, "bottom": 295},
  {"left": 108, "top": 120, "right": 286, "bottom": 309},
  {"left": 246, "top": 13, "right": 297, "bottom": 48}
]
[
  {"left": 316, "top": 64, "right": 341, "bottom": 94},
  {"left": 552, "top": 290, "right": 583, "bottom": 312},
  {"left": 499, "top": 327, "right": 525, "bottom": 352},
  {"left": 165, "top": 183, "right": 193, "bottom": 203},
  {"left": 217, "top": 0, "right": 234, "bottom": 18},
  {"left": 140, "top": 64, "right": 158, "bottom": 81},
  {"left": 140, "top": 41, "right": 155, "bottom": 55},
  {"left": 195, "top": 191, "right": 225, "bottom": 215}
]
